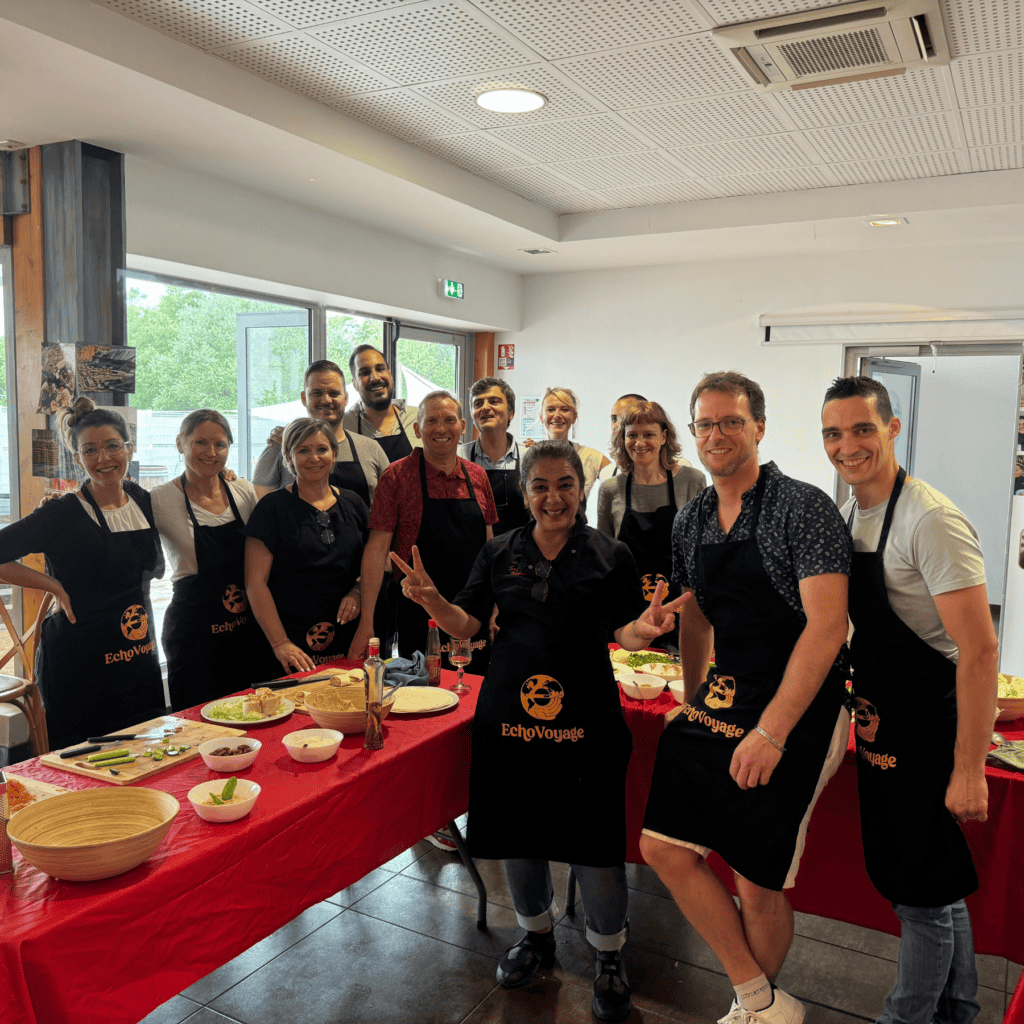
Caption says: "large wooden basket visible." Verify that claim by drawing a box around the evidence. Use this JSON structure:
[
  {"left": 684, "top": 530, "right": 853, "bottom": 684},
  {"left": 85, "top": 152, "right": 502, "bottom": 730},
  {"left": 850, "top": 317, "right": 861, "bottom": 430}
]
[
  {"left": 303, "top": 686, "right": 396, "bottom": 732},
  {"left": 8, "top": 787, "right": 179, "bottom": 881}
]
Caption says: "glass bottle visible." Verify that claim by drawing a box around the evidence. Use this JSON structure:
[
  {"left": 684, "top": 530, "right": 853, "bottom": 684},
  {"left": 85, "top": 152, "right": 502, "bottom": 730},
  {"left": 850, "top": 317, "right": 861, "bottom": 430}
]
[
  {"left": 363, "top": 637, "right": 385, "bottom": 751},
  {"left": 426, "top": 619, "right": 442, "bottom": 686}
]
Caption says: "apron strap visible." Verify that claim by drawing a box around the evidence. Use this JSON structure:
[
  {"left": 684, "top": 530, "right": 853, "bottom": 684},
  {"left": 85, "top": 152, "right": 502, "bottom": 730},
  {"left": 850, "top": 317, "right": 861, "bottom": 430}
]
[
  {"left": 846, "top": 467, "right": 906, "bottom": 553},
  {"left": 419, "top": 450, "right": 478, "bottom": 503},
  {"left": 625, "top": 471, "right": 677, "bottom": 512},
  {"left": 695, "top": 466, "right": 769, "bottom": 582},
  {"left": 345, "top": 431, "right": 360, "bottom": 467},
  {"left": 80, "top": 480, "right": 158, "bottom": 537},
  {"left": 181, "top": 473, "right": 242, "bottom": 530}
]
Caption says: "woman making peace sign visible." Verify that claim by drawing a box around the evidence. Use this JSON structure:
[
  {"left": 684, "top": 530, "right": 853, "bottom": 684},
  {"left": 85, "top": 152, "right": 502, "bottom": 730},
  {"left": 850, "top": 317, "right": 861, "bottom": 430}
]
[{"left": 391, "top": 438, "right": 684, "bottom": 1024}]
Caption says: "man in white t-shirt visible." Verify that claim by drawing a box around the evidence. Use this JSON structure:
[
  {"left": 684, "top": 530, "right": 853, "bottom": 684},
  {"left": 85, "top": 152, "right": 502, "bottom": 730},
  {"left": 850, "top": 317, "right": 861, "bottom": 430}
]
[{"left": 821, "top": 375, "right": 997, "bottom": 1024}]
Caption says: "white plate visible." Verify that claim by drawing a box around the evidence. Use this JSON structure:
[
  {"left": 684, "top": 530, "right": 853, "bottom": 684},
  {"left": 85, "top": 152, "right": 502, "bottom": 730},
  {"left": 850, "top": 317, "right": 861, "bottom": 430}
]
[
  {"left": 389, "top": 687, "right": 460, "bottom": 714},
  {"left": 200, "top": 697, "right": 295, "bottom": 725}
]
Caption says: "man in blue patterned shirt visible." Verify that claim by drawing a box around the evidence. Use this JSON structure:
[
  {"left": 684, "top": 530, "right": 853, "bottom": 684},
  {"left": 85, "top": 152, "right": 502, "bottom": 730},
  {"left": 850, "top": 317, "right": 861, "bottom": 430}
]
[{"left": 641, "top": 371, "right": 852, "bottom": 1024}]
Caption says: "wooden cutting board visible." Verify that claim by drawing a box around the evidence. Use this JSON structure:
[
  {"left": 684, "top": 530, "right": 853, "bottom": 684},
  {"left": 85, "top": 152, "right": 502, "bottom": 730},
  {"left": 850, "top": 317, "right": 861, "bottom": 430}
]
[
  {"left": 6, "top": 774, "right": 69, "bottom": 815},
  {"left": 39, "top": 715, "right": 246, "bottom": 785},
  {"left": 272, "top": 670, "right": 364, "bottom": 715}
]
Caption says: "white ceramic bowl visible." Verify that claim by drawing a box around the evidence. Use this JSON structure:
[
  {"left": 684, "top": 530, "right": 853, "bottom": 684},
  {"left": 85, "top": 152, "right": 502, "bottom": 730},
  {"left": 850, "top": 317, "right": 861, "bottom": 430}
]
[
  {"left": 187, "top": 779, "right": 261, "bottom": 823},
  {"left": 282, "top": 728, "right": 343, "bottom": 763},
  {"left": 668, "top": 680, "right": 688, "bottom": 704},
  {"left": 198, "top": 737, "right": 261, "bottom": 772},
  {"left": 620, "top": 673, "right": 667, "bottom": 701}
]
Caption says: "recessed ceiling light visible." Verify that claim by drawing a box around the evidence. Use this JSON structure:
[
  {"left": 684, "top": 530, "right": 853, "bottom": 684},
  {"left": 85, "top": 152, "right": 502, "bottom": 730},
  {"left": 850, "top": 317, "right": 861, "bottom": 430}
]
[
  {"left": 519, "top": 248, "right": 556, "bottom": 255},
  {"left": 476, "top": 88, "right": 546, "bottom": 113},
  {"left": 0, "top": 140, "right": 27, "bottom": 151},
  {"left": 867, "top": 216, "right": 904, "bottom": 227}
]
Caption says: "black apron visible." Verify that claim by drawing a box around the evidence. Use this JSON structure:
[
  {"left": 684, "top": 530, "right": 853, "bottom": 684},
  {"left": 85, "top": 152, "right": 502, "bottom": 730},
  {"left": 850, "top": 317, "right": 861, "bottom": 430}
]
[
  {"left": 358, "top": 408, "right": 413, "bottom": 464},
  {"left": 330, "top": 433, "right": 370, "bottom": 507},
  {"left": 643, "top": 470, "right": 845, "bottom": 890},
  {"left": 258, "top": 487, "right": 364, "bottom": 675},
  {"left": 35, "top": 483, "right": 165, "bottom": 749},
  {"left": 847, "top": 468, "right": 977, "bottom": 907},
  {"left": 615, "top": 472, "right": 678, "bottom": 649},
  {"left": 162, "top": 475, "right": 262, "bottom": 710},
  {"left": 469, "top": 524, "right": 633, "bottom": 866},
  {"left": 471, "top": 439, "right": 528, "bottom": 537},
  {"left": 395, "top": 454, "right": 490, "bottom": 673}
]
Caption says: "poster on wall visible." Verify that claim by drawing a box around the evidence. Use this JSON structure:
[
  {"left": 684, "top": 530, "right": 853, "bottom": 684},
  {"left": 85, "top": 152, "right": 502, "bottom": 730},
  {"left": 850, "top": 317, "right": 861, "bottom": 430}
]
[
  {"left": 518, "top": 396, "right": 547, "bottom": 441},
  {"left": 37, "top": 344, "right": 76, "bottom": 413},
  {"left": 498, "top": 343, "right": 514, "bottom": 370},
  {"left": 77, "top": 345, "right": 136, "bottom": 394}
]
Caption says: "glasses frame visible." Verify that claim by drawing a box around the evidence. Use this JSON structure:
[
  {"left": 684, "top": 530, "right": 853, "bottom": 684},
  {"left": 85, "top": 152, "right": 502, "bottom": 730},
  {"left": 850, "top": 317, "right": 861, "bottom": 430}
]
[
  {"left": 688, "top": 416, "right": 752, "bottom": 439},
  {"left": 78, "top": 440, "right": 128, "bottom": 459},
  {"left": 531, "top": 559, "right": 552, "bottom": 603},
  {"left": 315, "top": 509, "right": 335, "bottom": 546}
]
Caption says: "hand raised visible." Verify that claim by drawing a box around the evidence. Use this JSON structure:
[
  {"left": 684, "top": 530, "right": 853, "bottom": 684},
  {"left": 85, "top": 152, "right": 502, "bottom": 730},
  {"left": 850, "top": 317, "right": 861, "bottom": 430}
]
[
  {"left": 390, "top": 545, "right": 440, "bottom": 607},
  {"left": 633, "top": 581, "right": 688, "bottom": 638}
]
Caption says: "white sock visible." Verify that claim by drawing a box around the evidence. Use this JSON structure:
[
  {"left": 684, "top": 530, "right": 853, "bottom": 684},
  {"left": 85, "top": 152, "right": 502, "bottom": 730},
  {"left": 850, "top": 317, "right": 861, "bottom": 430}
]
[{"left": 735, "top": 974, "right": 773, "bottom": 1012}]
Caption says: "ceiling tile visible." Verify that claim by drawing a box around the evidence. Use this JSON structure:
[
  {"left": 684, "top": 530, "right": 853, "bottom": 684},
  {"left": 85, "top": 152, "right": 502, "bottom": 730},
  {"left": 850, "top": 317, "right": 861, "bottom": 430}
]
[
  {"left": 546, "top": 151, "right": 692, "bottom": 189},
  {"left": 218, "top": 34, "right": 396, "bottom": 96},
  {"left": 472, "top": 0, "right": 707, "bottom": 60},
  {"left": 252, "top": 1, "right": 408, "bottom": 31},
  {"left": 773, "top": 66, "right": 952, "bottom": 128},
  {"left": 412, "top": 66, "right": 602, "bottom": 128},
  {"left": 309, "top": 1, "right": 537, "bottom": 85},
  {"left": 940, "top": 0, "right": 1024, "bottom": 58},
  {"left": 553, "top": 33, "right": 750, "bottom": 108},
  {"left": 474, "top": 163, "right": 581, "bottom": 201},
  {"left": 327, "top": 89, "right": 478, "bottom": 138},
  {"left": 543, "top": 193, "right": 621, "bottom": 214},
  {"left": 588, "top": 179, "right": 721, "bottom": 208},
  {"left": 705, "top": 165, "right": 839, "bottom": 196},
  {"left": 960, "top": 102, "right": 1024, "bottom": 146},
  {"left": 666, "top": 133, "right": 816, "bottom": 174},
  {"left": 803, "top": 111, "right": 962, "bottom": 160},
  {"left": 410, "top": 132, "right": 533, "bottom": 171},
  {"left": 952, "top": 50, "right": 1024, "bottom": 107},
  {"left": 489, "top": 114, "right": 654, "bottom": 161},
  {"left": 621, "top": 93, "right": 791, "bottom": 146},
  {"left": 969, "top": 143, "right": 1024, "bottom": 170},
  {"left": 698, "top": 0, "right": 848, "bottom": 25},
  {"left": 94, "top": 0, "right": 287, "bottom": 50},
  {"left": 830, "top": 150, "right": 967, "bottom": 184}
]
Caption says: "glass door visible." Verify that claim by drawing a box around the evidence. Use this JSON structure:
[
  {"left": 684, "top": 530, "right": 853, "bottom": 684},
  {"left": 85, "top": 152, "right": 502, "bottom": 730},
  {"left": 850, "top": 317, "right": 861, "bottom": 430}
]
[
  {"left": 394, "top": 324, "right": 471, "bottom": 438},
  {"left": 861, "top": 357, "right": 921, "bottom": 476}
]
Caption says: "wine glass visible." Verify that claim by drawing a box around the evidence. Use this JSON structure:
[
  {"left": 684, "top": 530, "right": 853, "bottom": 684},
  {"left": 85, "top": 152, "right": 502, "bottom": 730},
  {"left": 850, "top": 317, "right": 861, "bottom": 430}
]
[{"left": 449, "top": 637, "right": 472, "bottom": 695}]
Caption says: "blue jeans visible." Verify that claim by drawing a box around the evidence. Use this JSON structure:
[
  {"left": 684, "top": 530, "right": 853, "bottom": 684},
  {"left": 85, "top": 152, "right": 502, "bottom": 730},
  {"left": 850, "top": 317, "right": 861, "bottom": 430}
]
[
  {"left": 502, "top": 859, "right": 629, "bottom": 952},
  {"left": 877, "top": 901, "right": 980, "bottom": 1024}
]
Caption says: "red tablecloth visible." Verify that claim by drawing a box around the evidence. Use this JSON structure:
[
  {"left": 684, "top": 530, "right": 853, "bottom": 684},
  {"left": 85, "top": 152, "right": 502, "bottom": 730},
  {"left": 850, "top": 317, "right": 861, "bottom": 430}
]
[
  {"left": 1, "top": 663, "right": 480, "bottom": 1024},
  {"left": 619, "top": 688, "right": 1024, "bottom": 1022}
]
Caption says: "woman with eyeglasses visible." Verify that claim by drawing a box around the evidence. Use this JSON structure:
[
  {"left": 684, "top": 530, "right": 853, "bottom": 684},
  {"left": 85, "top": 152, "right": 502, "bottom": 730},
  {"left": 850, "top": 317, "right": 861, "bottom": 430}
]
[
  {"left": 0, "top": 398, "right": 165, "bottom": 749},
  {"left": 150, "top": 410, "right": 262, "bottom": 709},
  {"left": 244, "top": 418, "right": 369, "bottom": 675},
  {"left": 390, "top": 439, "right": 683, "bottom": 1023},
  {"left": 596, "top": 401, "right": 706, "bottom": 648}
]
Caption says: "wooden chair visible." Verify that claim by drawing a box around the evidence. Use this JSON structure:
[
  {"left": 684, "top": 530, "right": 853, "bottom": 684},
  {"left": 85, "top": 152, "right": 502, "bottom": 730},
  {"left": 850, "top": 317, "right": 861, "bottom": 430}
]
[{"left": 0, "top": 592, "right": 53, "bottom": 756}]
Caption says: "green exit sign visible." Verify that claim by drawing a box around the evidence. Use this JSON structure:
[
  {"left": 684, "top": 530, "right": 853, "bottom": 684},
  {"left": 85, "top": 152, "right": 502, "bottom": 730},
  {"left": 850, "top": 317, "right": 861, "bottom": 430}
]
[{"left": 438, "top": 279, "right": 465, "bottom": 300}]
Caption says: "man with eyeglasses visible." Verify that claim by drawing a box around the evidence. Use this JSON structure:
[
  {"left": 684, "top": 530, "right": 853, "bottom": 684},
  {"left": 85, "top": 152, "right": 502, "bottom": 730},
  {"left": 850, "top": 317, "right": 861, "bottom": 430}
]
[
  {"left": 640, "top": 371, "right": 852, "bottom": 1024},
  {"left": 821, "top": 376, "right": 995, "bottom": 1024},
  {"left": 343, "top": 345, "right": 421, "bottom": 464},
  {"left": 252, "top": 359, "right": 388, "bottom": 507}
]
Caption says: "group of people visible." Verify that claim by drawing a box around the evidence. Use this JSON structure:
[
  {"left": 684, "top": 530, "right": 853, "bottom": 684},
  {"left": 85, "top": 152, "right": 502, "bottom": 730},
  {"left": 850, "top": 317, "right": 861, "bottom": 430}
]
[{"left": 0, "top": 353, "right": 996, "bottom": 1024}]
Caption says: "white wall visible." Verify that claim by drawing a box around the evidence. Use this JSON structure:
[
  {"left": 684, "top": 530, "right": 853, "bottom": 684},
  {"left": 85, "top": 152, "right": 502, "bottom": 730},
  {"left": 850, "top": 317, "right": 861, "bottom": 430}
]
[
  {"left": 502, "top": 239, "right": 1024, "bottom": 496},
  {"left": 125, "top": 157, "right": 523, "bottom": 333}
]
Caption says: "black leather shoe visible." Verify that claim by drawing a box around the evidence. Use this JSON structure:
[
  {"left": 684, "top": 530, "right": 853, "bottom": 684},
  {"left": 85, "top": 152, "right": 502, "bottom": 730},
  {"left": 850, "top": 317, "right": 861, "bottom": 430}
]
[
  {"left": 592, "top": 949, "right": 631, "bottom": 1022},
  {"left": 495, "top": 930, "right": 556, "bottom": 989}
]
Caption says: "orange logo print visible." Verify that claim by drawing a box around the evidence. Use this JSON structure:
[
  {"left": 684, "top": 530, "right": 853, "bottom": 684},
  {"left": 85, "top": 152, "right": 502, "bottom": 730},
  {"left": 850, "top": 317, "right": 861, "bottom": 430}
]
[
  {"left": 641, "top": 573, "right": 668, "bottom": 602},
  {"left": 705, "top": 674, "right": 735, "bottom": 710},
  {"left": 221, "top": 583, "right": 248, "bottom": 614},
  {"left": 120, "top": 604, "right": 149, "bottom": 641},
  {"left": 306, "top": 622, "right": 335, "bottom": 652},
  {"left": 521, "top": 675, "right": 564, "bottom": 721},
  {"left": 854, "top": 698, "right": 880, "bottom": 744}
]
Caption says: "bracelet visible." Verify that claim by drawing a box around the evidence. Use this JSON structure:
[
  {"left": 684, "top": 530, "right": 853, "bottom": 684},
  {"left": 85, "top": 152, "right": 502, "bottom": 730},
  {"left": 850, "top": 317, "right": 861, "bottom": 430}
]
[
  {"left": 755, "top": 725, "right": 786, "bottom": 754},
  {"left": 271, "top": 638, "right": 290, "bottom": 650}
]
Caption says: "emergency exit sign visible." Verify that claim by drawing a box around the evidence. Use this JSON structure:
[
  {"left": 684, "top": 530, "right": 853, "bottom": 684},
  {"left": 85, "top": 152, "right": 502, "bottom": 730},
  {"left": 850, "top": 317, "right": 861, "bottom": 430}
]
[{"left": 438, "top": 279, "right": 465, "bottom": 299}]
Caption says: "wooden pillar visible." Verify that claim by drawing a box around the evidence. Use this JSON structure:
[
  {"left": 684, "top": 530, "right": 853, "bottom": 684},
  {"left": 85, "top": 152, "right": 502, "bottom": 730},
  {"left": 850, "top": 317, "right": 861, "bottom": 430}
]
[{"left": 473, "top": 332, "right": 494, "bottom": 382}]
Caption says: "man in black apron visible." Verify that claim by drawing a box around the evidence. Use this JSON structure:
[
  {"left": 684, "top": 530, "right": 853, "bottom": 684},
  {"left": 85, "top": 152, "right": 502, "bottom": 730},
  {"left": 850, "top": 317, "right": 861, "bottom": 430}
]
[
  {"left": 460, "top": 377, "right": 528, "bottom": 538},
  {"left": 253, "top": 359, "right": 388, "bottom": 505},
  {"left": 640, "top": 371, "right": 852, "bottom": 1024},
  {"left": 343, "top": 345, "right": 421, "bottom": 464},
  {"left": 821, "top": 376, "right": 996, "bottom": 1024},
  {"left": 349, "top": 391, "right": 497, "bottom": 667}
]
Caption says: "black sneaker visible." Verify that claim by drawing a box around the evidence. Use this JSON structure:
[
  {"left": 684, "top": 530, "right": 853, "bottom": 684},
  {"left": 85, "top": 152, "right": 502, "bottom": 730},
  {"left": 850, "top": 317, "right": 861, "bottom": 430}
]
[
  {"left": 592, "top": 949, "right": 631, "bottom": 1022},
  {"left": 495, "top": 930, "right": 557, "bottom": 989}
]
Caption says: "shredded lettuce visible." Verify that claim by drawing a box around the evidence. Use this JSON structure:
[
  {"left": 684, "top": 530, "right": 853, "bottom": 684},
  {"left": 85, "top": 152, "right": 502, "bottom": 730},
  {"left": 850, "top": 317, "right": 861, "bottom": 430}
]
[{"left": 208, "top": 699, "right": 265, "bottom": 722}]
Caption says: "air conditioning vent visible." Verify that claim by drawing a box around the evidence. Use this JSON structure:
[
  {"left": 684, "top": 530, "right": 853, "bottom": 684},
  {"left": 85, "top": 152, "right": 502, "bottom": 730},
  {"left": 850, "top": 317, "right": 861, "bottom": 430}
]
[{"left": 711, "top": 0, "right": 949, "bottom": 93}]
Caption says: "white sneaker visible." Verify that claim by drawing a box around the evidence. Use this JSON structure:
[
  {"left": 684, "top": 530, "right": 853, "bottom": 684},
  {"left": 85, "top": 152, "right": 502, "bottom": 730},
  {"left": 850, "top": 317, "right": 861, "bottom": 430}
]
[
  {"left": 718, "top": 999, "right": 744, "bottom": 1024},
  {"left": 738, "top": 989, "right": 805, "bottom": 1024}
]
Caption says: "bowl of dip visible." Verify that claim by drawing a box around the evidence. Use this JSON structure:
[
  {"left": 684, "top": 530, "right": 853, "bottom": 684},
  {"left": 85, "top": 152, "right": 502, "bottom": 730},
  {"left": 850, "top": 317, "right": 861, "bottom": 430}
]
[
  {"left": 187, "top": 779, "right": 261, "bottom": 823},
  {"left": 282, "top": 728, "right": 343, "bottom": 763}
]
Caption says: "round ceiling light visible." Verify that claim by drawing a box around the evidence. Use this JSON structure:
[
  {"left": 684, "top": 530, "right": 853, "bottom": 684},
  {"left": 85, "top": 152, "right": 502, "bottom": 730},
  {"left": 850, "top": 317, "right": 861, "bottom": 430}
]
[{"left": 475, "top": 88, "right": 546, "bottom": 113}]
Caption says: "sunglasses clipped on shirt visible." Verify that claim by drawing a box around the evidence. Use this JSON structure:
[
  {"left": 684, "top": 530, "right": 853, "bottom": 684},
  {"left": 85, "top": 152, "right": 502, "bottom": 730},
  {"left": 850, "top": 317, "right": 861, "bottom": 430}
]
[
  {"left": 316, "top": 510, "right": 334, "bottom": 546},
  {"left": 532, "top": 560, "right": 552, "bottom": 603}
]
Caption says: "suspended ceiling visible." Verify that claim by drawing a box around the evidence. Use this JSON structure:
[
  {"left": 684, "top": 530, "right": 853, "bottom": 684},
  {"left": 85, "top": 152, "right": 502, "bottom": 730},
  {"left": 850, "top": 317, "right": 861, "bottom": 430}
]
[{"left": 2, "top": 0, "right": 1023, "bottom": 272}]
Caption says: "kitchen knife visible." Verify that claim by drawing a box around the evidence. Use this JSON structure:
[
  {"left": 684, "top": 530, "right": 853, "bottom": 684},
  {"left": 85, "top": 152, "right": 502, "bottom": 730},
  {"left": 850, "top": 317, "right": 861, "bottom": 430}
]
[
  {"left": 262, "top": 672, "right": 339, "bottom": 690},
  {"left": 85, "top": 732, "right": 174, "bottom": 743}
]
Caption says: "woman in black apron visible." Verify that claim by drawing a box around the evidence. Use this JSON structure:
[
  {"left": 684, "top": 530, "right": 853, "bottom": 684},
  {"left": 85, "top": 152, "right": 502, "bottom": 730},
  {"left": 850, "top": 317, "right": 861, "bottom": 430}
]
[
  {"left": 153, "top": 410, "right": 263, "bottom": 710},
  {"left": 391, "top": 439, "right": 683, "bottom": 1023},
  {"left": 245, "top": 419, "right": 369, "bottom": 675},
  {"left": 643, "top": 469, "right": 847, "bottom": 891},
  {"left": 597, "top": 402, "right": 705, "bottom": 648},
  {"left": 0, "top": 399, "right": 165, "bottom": 750}
]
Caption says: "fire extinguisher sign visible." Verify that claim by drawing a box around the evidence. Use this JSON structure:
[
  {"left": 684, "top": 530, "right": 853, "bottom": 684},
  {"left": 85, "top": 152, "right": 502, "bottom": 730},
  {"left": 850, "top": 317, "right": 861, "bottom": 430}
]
[{"left": 498, "top": 344, "right": 514, "bottom": 370}]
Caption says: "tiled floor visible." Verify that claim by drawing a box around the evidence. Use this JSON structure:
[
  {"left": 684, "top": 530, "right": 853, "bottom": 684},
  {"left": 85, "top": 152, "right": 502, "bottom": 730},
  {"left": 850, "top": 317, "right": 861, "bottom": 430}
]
[{"left": 140, "top": 830, "right": 1021, "bottom": 1024}]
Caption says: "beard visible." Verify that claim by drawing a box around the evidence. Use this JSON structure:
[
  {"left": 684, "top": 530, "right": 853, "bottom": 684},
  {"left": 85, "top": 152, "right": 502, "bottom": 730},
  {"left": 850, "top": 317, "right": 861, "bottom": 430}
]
[{"left": 362, "top": 385, "right": 393, "bottom": 412}]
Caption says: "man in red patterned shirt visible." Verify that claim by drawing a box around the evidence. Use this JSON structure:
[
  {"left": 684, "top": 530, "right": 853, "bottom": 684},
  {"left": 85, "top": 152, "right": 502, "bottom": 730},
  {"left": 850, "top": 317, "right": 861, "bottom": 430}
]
[{"left": 348, "top": 391, "right": 497, "bottom": 670}]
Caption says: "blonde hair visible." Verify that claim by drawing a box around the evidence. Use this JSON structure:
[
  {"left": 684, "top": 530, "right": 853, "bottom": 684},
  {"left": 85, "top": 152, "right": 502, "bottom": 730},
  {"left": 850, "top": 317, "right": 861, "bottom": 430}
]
[
  {"left": 541, "top": 387, "right": 579, "bottom": 438},
  {"left": 281, "top": 417, "right": 339, "bottom": 473},
  {"left": 56, "top": 397, "right": 130, "bottom": 453}
]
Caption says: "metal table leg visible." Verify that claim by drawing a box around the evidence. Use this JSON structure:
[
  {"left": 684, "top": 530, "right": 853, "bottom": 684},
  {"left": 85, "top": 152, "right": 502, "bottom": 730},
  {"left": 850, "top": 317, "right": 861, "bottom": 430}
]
[{"left": 447, "top": 819, "right": 488, "bottom": 930}]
